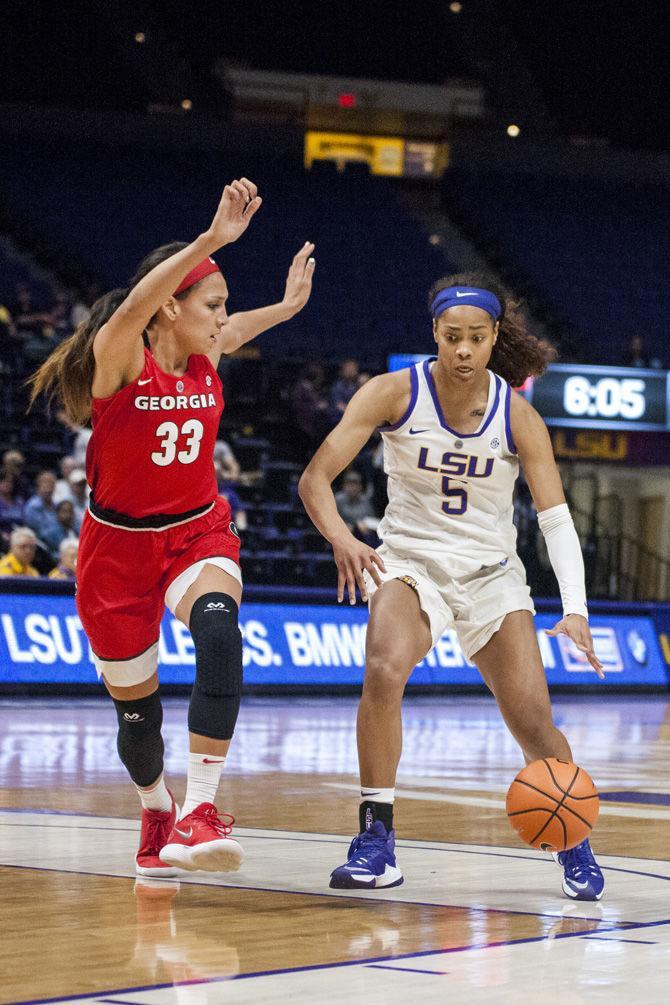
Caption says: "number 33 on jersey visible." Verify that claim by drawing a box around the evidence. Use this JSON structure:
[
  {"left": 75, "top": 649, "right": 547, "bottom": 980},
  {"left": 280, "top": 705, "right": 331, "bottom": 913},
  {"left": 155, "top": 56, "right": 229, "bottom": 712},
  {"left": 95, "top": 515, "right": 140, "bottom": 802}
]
[{"left": 86, "top": 348, "right": 223, "bottom": 518}]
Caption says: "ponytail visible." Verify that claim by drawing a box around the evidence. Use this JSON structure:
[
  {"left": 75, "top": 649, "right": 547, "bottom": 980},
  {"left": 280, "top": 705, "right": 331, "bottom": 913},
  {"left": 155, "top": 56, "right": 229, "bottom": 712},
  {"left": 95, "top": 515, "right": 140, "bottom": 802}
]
[
  {"left": 429, "top": 273, "right": 557, "bottom": 387},
  {"left": 28, "top": 289, "right": 127, "bottom": 425},
  {"left": 27, "top": 241, "right": 189, "bottom": 424}
]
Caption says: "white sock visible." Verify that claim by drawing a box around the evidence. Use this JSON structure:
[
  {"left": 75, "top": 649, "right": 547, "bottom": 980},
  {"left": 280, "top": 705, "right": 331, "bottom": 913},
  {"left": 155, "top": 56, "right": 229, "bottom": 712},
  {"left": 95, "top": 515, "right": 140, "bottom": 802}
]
[
  {"left": 361, "top": 787, "right": 395, "bottom": 804},
  {"left": 136, "top": 773, "right": 172, "bottom": 812},
  {"left": 180, "top": 752, "right": 226, "bottom": 818}
]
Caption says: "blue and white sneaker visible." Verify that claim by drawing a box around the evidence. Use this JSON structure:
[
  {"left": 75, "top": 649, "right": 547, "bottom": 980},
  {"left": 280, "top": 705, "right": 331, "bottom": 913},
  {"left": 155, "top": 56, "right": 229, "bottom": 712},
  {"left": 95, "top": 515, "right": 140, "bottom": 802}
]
[
  {"left": 553, "top": 839, "right": 605, "bottom": 901},
  {"left": 329, "top": 820, "right": 404, "bottom": 889}
]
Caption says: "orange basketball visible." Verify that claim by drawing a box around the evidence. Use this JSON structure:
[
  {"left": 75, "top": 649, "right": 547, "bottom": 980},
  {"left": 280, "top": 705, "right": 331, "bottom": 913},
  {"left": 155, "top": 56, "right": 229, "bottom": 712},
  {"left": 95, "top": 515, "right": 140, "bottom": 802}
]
[{"left": 506, "top": 758, "right": 599, "bottom": 852}]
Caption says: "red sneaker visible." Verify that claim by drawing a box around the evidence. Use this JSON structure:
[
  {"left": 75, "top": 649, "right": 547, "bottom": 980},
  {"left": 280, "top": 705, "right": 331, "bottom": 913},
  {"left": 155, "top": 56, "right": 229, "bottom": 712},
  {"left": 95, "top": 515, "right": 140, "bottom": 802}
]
[
  {"left": 159, "top": 803, "right": 244, "bottom": 873},
  {"left": 136, "top": 791, "right": 180, "bottom": 877}
]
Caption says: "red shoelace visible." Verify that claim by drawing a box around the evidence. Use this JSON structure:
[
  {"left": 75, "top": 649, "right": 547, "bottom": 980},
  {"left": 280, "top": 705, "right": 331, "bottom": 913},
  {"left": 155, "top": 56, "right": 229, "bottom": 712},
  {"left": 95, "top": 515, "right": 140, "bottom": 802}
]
[{"left": 200, "top": 805, "right": 235, "bottom": 838}]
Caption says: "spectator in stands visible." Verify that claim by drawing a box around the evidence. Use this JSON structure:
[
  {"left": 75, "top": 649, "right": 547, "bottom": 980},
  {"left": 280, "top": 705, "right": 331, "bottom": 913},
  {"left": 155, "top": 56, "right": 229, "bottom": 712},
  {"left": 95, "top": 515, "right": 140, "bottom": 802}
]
[
  {"left": 215, "top": 461, "right": 247, "bottom": 532},
  {"left": 42, "top": 499, "right": 79, "bottom": 560},
  {"left": 23, "top": 470, "right": 61, "bottom": 545},
  {"left": 330, "top": 358, "right": 361, "bottom": 421},
  {"left": 70, "top": 281, "right": 101, "bottom": 330},
  {"left": 10, "top": 283, "right": 48, "bottom": 337},
  {"left": 55, "top": 411, "right": 92, "bottom": 464},
  {"left": 1, "top": 449, "right": 31, "bottom": 502},
  {"left": 214, "top": 439, "right": 241, "bottom": 483},
  {"left": 291, "top": 361, "right": 331, "bottom": 447},
  {"left": 11, "top": 282, "right": 57, "bottom": 366},
  {"left": 48, "top": 538, "right": 78, "bottom": 581},
  {"left": 622, "top": 334, "right": 663, "bottom": 370},
  {"left": 0, "top": 470, "right": 25, "bottom": 528},
  {"left": 66, "top": 468, "right": 89, "bottom": 525},
  {"left": 50, "top": 291, "right": 74, "bottom": 343},
  {"left": 335, "top": 468, "right": 379, "bottom": 545},
  {"left": 0, "top": 527, "right": 39, "bottom": 577},
  {"left": 0, "top": 300, "right": 19, "bottom": 374},
  {"left": 53, "top": 455, "right": 78, "bottom": 504}
]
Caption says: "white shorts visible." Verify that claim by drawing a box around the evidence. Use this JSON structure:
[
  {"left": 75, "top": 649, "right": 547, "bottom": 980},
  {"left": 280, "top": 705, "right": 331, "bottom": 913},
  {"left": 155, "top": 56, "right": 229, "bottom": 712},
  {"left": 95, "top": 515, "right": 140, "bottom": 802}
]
[{"left": 363, "top": 544, "right": 535, "bottom": 662}]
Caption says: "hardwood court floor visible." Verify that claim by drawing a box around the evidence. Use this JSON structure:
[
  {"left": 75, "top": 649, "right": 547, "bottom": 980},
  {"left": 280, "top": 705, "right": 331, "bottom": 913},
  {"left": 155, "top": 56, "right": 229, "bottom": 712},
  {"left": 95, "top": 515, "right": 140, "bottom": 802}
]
[{"left": 1, "top": 695, "right": 670, "bottom": 1003}]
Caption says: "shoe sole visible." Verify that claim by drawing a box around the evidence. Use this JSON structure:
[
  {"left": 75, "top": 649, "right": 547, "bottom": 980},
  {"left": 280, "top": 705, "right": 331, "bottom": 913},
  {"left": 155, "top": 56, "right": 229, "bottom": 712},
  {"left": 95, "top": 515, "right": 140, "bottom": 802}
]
[
  {"left": 160, "top": 839, "right": 244, "bottom": 873},
  {"left": 562, "top": 878, "right": 604, "bottom": 901},
  {"left": 329, "top": 866, "right": 404, "bottom": 890},
  {"left": 136, "top": 862, "right": 181, "bottom": 878}
]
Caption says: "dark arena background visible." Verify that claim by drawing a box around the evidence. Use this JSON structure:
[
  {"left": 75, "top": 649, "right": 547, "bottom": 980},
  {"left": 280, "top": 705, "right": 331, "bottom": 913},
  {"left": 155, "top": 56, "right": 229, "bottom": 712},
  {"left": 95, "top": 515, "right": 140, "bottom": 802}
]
[{"left": 0, "top": 3, "right": 669, "bottom": 1003}]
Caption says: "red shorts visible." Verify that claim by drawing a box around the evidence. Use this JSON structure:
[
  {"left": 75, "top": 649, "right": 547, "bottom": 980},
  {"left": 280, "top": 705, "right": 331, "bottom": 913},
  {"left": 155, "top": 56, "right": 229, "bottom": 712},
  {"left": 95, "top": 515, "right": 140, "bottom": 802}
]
[{"left": 76, "top": 497, "right": 240, "bottom": 661}]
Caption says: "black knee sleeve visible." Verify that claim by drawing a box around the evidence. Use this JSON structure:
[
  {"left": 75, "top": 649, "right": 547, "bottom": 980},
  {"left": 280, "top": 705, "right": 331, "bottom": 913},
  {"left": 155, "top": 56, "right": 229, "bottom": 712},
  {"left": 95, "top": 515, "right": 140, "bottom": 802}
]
[
  {"left": 188, "top": 592, "right": 243, "bottom": 741},
  {"left": 112, "top": 690, "right": 164, "bottom": 787}
]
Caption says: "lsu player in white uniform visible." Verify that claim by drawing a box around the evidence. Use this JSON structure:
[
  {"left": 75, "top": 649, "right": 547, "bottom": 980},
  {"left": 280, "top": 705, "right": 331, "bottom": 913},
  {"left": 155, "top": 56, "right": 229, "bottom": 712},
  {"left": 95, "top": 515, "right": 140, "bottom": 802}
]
[{"left": 299, "top": 274, "right": 606, "bottom": 901}]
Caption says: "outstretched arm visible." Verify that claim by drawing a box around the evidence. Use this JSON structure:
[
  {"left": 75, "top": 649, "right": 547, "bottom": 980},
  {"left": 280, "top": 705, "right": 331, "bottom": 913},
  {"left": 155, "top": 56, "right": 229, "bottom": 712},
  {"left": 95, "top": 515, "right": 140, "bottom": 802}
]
[
  {"left": 299, "top": 370, "right": 409, "bottom": 604},
  {"left": 93, "top": 178, "right": 262, "bottom": 392},
  {"left": 212, "top": 242, "right": 315, "bottom": 360},
  {"left": 511, "top": 392, "right": 604, "bottom": 677}
]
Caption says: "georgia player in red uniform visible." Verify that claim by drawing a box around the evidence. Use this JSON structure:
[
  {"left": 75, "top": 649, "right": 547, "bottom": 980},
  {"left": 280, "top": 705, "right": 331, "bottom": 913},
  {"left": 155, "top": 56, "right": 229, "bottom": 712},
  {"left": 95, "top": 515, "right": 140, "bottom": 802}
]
[{"left": 30, "top": 178, "right": 315, "bottom": 874}]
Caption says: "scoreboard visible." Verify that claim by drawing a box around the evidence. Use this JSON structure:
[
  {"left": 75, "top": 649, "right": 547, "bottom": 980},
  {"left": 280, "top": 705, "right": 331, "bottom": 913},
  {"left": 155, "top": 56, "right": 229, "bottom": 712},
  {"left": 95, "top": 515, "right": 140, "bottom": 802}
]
[{"left": 524, "top": 364, "right": 670, "bottom": 432}]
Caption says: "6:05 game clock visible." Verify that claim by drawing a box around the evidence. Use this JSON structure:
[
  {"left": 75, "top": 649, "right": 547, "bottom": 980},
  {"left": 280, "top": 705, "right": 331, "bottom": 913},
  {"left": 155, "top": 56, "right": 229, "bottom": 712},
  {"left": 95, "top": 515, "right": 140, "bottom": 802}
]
[{"left": 525, "top": 363, "right": 669, "bottom": 431}]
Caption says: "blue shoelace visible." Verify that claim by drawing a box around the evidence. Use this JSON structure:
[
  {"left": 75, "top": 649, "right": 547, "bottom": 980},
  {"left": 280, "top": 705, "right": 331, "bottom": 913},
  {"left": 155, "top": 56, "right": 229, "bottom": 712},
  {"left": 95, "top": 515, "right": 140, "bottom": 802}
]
[
  {"left": 347, "top": 830, "right": 389, "bottom": 864},
  {"left": 564, "top": 840, "right": 600, "bottom": 878}
]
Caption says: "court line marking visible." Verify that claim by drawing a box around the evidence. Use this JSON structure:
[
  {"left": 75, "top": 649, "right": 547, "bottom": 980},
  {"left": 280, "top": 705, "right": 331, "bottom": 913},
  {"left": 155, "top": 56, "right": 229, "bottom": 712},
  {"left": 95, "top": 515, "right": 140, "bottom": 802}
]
[
  {"left": 11, "top": 917, "right": 670, "bottom": 1005},
  {"left": 366, "top": 963, "right": 449, "bottom": 975},
  {"left": 323, "top": 782, "right": 670, "bottom": 819},
  {"left": 3, "top": 816, "right": 670, "bottom": 886},
  {"left": 0, "top": 861, "right": 620, "bottom": 924},
  {"left": 2, "top": 814, "right": 669, "bottom": 898},
  {"left": 582, "top": 936, "right": 657, "bottom": 944},
  {"left": 2, "top": 806, "right": 669, "bottom": 863}
]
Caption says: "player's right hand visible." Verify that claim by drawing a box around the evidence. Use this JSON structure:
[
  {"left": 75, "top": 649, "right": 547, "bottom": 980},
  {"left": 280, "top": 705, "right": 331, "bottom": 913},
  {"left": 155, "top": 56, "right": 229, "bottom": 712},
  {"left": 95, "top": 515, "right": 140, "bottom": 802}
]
[
  {"left": 207, "top": 178, "right": 262, "bottom": 247},
  {"left": 331, "top": 534, "right": 386, "bottom": 605}
]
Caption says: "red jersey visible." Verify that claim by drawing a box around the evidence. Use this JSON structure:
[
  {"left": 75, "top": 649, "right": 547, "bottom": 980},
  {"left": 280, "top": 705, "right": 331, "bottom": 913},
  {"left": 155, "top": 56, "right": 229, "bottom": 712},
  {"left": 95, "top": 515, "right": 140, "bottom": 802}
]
[{"left": 86, "top": 348, "right": 223, "bottom": 520}]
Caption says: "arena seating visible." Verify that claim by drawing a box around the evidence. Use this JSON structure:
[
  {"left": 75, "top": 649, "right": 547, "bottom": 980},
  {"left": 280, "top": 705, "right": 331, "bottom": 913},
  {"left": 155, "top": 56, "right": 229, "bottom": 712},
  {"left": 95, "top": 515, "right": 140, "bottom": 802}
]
[
  {"left": 0, "top": 134, "right": 451, "bottom": 364},
  {"left": 444, "top": 170, "right": 669, "bottom": 365}
]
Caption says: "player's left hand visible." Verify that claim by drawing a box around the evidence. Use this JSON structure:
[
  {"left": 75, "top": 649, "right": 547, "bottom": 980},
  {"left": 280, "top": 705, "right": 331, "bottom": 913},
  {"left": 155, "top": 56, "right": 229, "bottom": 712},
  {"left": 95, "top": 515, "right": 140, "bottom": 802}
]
[
  {"left": 281, "top": 243, "right": 316, "bottom": 316},
  {"left": 545, "top": 614, "right": 605, "bottom": 679},
  {"left": 207, "top": 178, "right": 262, "bottom": 247}
]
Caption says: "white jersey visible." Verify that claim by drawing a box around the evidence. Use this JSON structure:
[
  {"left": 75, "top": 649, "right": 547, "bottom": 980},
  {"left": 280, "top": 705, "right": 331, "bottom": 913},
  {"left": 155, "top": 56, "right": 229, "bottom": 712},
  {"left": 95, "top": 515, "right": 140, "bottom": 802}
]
[{"left": 378, "top": 359, "right": 520, "bottom": 578}]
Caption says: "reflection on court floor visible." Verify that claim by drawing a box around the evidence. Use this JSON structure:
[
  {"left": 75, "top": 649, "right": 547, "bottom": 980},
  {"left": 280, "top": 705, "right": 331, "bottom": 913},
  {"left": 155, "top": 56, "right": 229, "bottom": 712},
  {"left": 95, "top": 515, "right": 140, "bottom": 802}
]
[{"left": 1, "top": 696, "right": 669, "bottom": 1003}]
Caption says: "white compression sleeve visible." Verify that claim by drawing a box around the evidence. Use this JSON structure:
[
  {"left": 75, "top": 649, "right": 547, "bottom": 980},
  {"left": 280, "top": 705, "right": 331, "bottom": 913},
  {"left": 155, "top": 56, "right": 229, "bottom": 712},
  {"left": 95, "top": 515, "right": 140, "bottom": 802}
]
[{"left": 537, "top": 503, "right": 588, "bottom": 619}]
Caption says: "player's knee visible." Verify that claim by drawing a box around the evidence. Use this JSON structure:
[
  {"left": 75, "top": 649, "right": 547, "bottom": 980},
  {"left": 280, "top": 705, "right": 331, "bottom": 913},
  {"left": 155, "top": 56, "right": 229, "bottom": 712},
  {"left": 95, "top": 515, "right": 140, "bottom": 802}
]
[
  {"left": 113, "top": 689, "right": 164, "bottom": 787},
  {"left": 188, "top": 592, "right": 243, "bottom": 740},
  {"left": 363, "top": 653, "right": 409, "bottom": 698}
]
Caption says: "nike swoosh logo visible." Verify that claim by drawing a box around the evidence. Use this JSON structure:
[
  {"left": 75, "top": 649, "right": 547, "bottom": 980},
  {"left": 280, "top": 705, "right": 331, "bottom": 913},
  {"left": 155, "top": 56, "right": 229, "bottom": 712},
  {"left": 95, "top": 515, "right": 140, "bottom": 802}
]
[
  {"left": 202, "top": 758, "right": 225, "bottom": 764},
  {"left": 409, "top": 428, "right": 429, "bottom": 435},
  {"left": 138, "top": 377, "right": 153, "bottom": 385},
  {"left": 455, "top": 291, "right": 478, "bottom": 298},
  {"left": 567, "top": 879, "right": 591, "bottom": 889},
  {"left": 174, "top": 826, "right": 193, "bottom": 839}
]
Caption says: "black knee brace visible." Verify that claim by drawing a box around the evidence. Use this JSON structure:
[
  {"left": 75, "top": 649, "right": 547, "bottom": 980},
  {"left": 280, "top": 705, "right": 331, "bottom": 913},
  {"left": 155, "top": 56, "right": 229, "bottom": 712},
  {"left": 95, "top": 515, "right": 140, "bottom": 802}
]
[
  {"left": 188, "top": 592, "right": 243, "bottom": 741},
  {"left": 112, "top": 690, "right": 164, "bottom": 787}
]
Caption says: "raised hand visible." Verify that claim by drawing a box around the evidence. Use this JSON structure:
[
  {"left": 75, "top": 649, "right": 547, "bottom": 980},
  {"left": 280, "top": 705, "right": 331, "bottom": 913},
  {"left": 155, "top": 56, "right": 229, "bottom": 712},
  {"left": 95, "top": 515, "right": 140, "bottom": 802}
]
[
  {"left": 332, "top": 532, "right": 386, "bottom": 605},
  {"left": 207, "top": 178, "right": 262, "bottom": 247},
  {"left": 545, "top": 614, "right": 605, "bottom": 678},
  {"left": 281, "top": 242, "right": 316, "bottom": 316}
]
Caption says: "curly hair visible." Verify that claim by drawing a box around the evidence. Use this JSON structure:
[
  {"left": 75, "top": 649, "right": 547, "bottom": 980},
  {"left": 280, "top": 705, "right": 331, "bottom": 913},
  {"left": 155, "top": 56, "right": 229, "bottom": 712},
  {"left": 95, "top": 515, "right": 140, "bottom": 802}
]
[{"left": 428, "top": 273, "right": 557, "bottom": 386}]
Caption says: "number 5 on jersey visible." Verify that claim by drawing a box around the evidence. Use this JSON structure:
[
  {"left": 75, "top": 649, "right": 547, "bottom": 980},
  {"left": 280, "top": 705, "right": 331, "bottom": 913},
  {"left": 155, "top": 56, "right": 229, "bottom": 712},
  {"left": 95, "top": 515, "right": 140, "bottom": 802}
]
[
  {"left": 152, "top": 419, "right": 204, "bottom": 466},
  {"left": 441, "top": 475, "right": 468, "bottom": 515}
]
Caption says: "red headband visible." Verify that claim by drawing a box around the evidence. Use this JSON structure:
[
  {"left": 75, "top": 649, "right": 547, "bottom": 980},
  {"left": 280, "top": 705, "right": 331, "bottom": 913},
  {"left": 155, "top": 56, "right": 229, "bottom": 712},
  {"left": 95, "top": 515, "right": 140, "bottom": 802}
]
[{"left": 173, "top": 257, "right": 221, "bottom": 296}]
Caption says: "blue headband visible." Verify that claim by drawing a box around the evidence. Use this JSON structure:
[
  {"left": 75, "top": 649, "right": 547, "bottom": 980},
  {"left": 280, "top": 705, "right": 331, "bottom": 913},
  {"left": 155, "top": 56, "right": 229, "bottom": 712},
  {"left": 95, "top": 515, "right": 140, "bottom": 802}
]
[{"left": 432, "top": 286, "right": 502, "bottom": 322}]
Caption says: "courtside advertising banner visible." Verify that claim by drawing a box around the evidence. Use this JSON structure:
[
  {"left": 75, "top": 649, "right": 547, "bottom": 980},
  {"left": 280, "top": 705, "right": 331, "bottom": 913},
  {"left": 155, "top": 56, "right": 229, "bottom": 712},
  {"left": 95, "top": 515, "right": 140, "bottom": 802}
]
[{"left": 0, "top": 591, "right": 666, "bottom": 686}]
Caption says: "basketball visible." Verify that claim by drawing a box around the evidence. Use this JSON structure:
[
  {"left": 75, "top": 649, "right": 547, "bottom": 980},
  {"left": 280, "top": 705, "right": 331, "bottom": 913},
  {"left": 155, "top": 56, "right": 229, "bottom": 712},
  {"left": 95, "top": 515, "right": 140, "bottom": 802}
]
[{"left": 506, "top": 758, "right": 600, "bottom": 852}]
